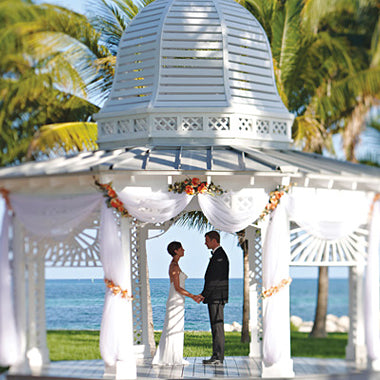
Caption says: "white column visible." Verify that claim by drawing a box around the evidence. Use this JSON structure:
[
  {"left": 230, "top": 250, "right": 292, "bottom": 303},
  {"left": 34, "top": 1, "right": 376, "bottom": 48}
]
[
  {"left": 35, "top": 242, "right": 49, "bottom": 365},
  {"left": 246, "top": 226, "right": 262, "bottom": 358},
  {"left": 105, "top": 216, "right": 136, "bottom": 380},
  {"left": 346, "top": 264, "right": 367, "bottom": 369},
  {"left": 25, "top": 239, "right": 49, "bottom": 372},
  {"left": 137, "top": 225, "right": 155, "bottom": 357},
  {"left": 10, "top": 217, "right": 28, "bottom": 372}
]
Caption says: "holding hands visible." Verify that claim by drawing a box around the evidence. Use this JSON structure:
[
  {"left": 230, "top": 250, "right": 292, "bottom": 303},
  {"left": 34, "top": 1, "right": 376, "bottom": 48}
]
[{"left": 191, "top": 294, "right": 204, "bottom": 304}]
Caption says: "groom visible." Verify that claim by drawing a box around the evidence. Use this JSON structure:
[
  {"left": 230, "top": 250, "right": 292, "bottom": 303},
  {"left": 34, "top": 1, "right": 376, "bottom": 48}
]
[{"left": 198, "top": 231, "right": 229, "bottom": 365}]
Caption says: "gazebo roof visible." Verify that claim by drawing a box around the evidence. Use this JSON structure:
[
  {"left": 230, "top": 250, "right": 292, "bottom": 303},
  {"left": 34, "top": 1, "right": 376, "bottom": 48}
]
[
  {"left": 95, "top": 0, "right": 294, "bottom": 150},
  {"left": 0, "top": 145, "right": 379, "bottom": 192}
]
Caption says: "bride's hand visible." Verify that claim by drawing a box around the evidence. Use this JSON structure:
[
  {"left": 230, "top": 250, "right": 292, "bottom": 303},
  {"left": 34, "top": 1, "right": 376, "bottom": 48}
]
[{"left": 192, "top": 294, "right": 202, "bottom": 304}]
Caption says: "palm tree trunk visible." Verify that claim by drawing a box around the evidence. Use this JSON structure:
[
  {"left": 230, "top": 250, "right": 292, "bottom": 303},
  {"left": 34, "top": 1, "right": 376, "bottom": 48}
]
[
  {"left": 237, "top": 230, "right": 250, "bottom": 343},
  {"left": 310, "top": 266, "right": 329, "bottom": 338}
]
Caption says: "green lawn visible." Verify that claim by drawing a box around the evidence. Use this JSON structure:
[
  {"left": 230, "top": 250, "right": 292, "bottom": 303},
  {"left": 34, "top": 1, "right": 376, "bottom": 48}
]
[
  {"left": 0, "top": 330, "right": 348, "bottom": 373},
  {"left": 43, "top": 330, "right": 348, "bottom": 361}
]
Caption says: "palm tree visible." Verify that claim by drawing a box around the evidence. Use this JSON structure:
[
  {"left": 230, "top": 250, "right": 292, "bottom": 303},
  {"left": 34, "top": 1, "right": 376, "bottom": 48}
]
[{"left": 0, "top": 0, "right": 156, "bottom": 164}]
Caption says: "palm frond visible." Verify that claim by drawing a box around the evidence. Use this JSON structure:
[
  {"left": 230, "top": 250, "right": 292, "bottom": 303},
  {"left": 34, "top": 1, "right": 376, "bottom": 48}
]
[
  {"left": 174, "top": 211, "right": 212, "bottom": 232},
  {"left": 27, "top": 122, "right": 98, "bottom": 159}
]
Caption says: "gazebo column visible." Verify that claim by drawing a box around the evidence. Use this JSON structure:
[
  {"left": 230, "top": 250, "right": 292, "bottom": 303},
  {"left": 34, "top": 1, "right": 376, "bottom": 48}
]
[
  {"left": 246, "top": 226, "right": 263, "bottom": 358},
  {"left": 10, "top": 217, "right": 28, "bottom": 371},
  {"left": 130, "top": 222, "right": 155, "bottom": 357},
  {"left": 25, "top": 239, "right": 49, "bottom": 370},
  {"left": 346, "top": 264, "right": 367, "bottom": 368}
]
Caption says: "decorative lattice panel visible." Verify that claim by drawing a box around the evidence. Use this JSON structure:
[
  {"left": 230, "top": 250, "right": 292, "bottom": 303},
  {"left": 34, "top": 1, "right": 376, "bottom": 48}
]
[
  {"left": 255, "top": 119, "right": 270, "bottom": 134},
  {"left": 43, "top": 214, "right": 101, "bottom": 267},
  {"left": 134, "top": 118, "right": 148, "bottom": 132},
  {"left": 130, "top": 218, "right": 143, "bottom": 345},
  {"left": 117, "top": 119, "right": 133, "bottom": 134},
  {"left": 181, "top": 117, "right": 203, "bottom": 131},
  {"left": 100, "top": 121, "right": 116, "bottom": 136},
  {"left": 290, "top": 223, "right": 368, "bottom": 266},
  {"left": 153, "top": 117, "right": 177, "bottom": 131},
  {"left": 208, "top": 117, "right": 230, "bottom": 131},
  {"left": 271, "top": 121, "right": 287, "bottom": 136},
  {"left": 238, "top": 118, "right": 253, "bottom": 132},
  {"left": 250, "top": 228, "right": 263, "bottom": 343}
]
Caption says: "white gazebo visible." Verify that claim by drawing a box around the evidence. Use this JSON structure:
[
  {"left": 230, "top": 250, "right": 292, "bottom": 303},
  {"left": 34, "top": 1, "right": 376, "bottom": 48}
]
[{"left": 1, "top": 0, "right": 380, "bottom": 379}]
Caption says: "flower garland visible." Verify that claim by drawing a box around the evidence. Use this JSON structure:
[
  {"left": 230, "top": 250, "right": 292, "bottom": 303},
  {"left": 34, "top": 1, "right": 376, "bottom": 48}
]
[
  {"left": 259, "top": 184, "right": 292, "bottom": 221},
  {"left": 104, "top": 278, "right": 133, "bottom": 300},
  {"left": 0, "top": 187, "right": 12, "bottom": 211},
  {"left": 262, "top": 277, "right": 292, "bottom": 299},
  {"left": 168, "top": 177, "right": 225, "bottom": 196},
  {"left": 94, "top": 180, "right": 130, "bottom": 217}
]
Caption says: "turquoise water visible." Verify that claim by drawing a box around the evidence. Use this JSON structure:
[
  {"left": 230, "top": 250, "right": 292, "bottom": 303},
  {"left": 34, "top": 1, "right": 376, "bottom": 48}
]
[{"left": 45, "top": 278, "right": 349, "bottom": 330}]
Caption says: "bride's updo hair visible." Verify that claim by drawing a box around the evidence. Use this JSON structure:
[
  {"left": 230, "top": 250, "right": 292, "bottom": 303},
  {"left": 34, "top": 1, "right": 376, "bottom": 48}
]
[{"left": 167, "top": 241, "right": 182, "bottom": 257}]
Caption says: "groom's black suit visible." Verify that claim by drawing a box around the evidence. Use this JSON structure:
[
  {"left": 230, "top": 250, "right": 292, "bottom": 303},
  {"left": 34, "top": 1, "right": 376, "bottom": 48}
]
[{"left": 201, "top": 246, "right": 229, "bottom": 362}]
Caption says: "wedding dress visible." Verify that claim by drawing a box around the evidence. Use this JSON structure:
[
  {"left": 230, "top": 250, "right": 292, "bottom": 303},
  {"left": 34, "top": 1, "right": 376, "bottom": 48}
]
[{"left": 152, "top": 271, "right": 189, "bottom": 365}]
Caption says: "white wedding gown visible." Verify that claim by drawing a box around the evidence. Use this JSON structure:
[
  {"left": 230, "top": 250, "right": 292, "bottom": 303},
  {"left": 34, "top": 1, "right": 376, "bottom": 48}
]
[{"left": 152, "top": 271, "right": 189, "bottom": 366}]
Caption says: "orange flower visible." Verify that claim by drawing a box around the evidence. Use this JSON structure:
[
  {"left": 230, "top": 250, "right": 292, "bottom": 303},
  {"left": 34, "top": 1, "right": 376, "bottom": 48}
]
[
  {"left": 185, "top": 185, "right": 195, "bottom": 195},
  {"left": 192, "top": 177, "right": 201, "bottom": 186},
  {"left": 107, "top": 189, "right": 117, "bottom": 198},
  {"left": 198, "top": 183, "right": 208, "bottom": 194},
  {"left": 110, "top": 198, "right": 122, "bottom": 208}
]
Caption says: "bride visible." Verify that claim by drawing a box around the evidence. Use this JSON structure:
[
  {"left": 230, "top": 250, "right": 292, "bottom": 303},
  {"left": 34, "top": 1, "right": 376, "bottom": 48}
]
[{"left": 152, "top": 241, "right": 202, "bottom": 366}]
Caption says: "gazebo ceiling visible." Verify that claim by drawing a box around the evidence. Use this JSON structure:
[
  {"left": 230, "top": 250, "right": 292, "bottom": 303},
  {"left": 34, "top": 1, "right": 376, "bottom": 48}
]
[{"left": 0, "top": 146, "right": 379, "bottom": 193}]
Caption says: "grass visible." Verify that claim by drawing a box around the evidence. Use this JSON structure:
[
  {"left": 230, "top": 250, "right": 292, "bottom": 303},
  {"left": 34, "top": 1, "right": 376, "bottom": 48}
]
[
  {"left": 291, "top": 332, "right": 348, "bottom": 358},
  {"left": 44, "top": 330, "right": 348, "bottom": 361}
]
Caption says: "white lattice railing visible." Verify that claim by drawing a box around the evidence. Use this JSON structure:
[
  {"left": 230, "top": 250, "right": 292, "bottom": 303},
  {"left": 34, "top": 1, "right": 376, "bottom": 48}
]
[
  {"left": 290, "top": 223, "right": 368, "bottom": 266},
  {"left": 98, "top": 114, "right": 291, "bottom": 142}
]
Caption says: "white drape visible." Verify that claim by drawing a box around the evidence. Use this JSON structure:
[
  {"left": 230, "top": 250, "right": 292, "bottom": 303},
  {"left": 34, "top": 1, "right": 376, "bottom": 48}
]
[
  {"left": 10, "top": 193, "right": 102, "bottom": 237},
  {"left": 118, "top": 188, "right": 191, "bottom": 223},
  {"left": 99, "top": 204, "right": 134, "bottom": 368},
  {"left": 0, "top": 211, "right": 21, "bottom": 366},
  {"left": 119, "top": 187, "right": 267, "bottom": 232},
  {"left": 365, "top": 200, "right": 380, "bottom": 361},
  {"left": 198, "top": 189, "right": 268, "bottom": 233},
  {"left": 286, "top": 188, "right": 370, "bottom": 239},
  {"left": 262, "top": 197, "right": 291, "bottom": 366}
]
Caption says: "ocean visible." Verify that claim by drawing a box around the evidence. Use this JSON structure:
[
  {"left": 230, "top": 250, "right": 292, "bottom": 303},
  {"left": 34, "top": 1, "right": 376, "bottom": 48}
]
[{"left": 45, "top": 278, "right": 349, "bottom": 331}]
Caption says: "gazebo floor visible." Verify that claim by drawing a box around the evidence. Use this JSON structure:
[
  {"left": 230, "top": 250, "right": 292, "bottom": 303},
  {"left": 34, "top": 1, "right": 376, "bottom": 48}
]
[{"left": 4, "top": 357, "right": 377, "bottom": 380}]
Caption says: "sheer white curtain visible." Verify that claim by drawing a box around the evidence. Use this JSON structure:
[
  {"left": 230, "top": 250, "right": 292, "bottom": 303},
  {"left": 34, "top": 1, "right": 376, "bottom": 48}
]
[
  {"left": 286, "top": 188, "right": 370, "bottom": 239},
  {"left": 262, "top": 197, "right": 292, "bottom": 366},
  {"left": 365, "top": 200, "right": 380, "bottom": 363},
  {"left": 119, "top": 187, "right": 268, "bottom": 232},
  {"left": 99, "top": 204, "right": 135, "bottom": 371},
  {"left": 10, "top": 193, "right": 102, "bottom": 237},
  {"left": 198, "top": 189, "right": 268, "bottom": 232},
  {"left": 0, "top": 193, "right": 102, "bottom": 367},
  {"left": 118, "top": 188, "right": 191, "bottom": 223},
  {"left": 0, "top": 210, "right": 21, "bottom": 366}
]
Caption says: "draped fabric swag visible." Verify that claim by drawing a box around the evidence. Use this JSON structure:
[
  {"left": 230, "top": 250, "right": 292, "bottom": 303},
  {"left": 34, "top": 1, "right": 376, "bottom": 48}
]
[
  {"left": 0, "top": 186, "right": 379, "bottom": 370},
  {"left": 262, "top": 198, "right": 292, "bottom": 367}
]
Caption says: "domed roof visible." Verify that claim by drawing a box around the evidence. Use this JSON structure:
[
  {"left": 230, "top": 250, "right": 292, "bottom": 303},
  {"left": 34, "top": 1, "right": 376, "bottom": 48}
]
[{"left": 96, "top": 0, "right": 294, "bottom": 149}]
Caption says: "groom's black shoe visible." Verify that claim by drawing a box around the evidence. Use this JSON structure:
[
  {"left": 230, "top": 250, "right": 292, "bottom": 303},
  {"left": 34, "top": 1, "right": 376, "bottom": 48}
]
[{"left": 202, "top": 357, "right": 223, "bottom": 365}]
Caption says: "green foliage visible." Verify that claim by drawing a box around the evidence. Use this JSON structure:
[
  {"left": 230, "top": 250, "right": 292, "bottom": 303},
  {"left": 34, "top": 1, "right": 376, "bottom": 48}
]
[{"left": 42, "top": 330, "right": 348, "bottom": 362}]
